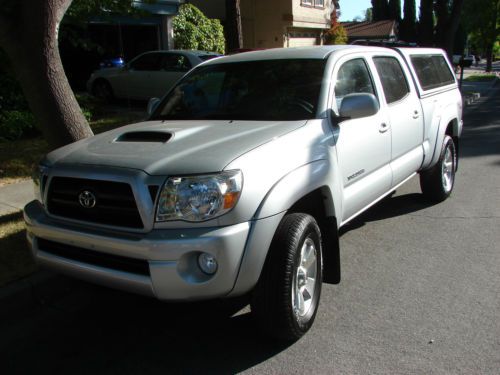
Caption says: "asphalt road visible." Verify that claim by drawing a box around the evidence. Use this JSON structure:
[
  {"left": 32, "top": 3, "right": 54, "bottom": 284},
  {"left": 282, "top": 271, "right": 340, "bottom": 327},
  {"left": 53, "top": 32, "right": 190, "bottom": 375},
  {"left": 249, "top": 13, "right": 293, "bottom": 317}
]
[{"left": 1, "top": 89, "right": 499, "bottom": 375}]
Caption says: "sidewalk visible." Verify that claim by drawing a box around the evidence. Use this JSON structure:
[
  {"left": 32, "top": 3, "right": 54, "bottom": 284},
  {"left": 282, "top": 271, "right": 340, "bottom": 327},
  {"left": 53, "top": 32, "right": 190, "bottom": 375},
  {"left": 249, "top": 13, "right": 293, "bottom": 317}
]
[{"left": 0, "top": 179, "right": 34, "bottom": 215}]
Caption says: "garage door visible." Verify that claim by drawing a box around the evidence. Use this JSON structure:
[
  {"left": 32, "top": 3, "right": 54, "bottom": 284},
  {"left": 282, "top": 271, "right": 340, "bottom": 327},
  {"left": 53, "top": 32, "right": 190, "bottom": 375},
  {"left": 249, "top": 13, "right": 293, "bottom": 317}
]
[{"left": 288, "top": 37, "right": 318, "bottom": 47}]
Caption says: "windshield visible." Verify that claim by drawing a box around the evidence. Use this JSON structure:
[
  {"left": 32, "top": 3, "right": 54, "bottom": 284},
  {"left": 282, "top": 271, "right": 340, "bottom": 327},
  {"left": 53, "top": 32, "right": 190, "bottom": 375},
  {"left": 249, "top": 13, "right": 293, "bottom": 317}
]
[{"left": 151, "top": 59, "right": 327, "bottom": 121}]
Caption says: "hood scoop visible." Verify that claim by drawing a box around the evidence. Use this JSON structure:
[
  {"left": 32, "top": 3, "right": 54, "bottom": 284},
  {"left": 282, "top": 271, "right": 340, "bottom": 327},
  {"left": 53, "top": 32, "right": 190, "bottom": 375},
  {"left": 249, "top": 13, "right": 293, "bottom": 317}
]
[{"left": 115, "top": 131, "right": 173, "bottom": 143}]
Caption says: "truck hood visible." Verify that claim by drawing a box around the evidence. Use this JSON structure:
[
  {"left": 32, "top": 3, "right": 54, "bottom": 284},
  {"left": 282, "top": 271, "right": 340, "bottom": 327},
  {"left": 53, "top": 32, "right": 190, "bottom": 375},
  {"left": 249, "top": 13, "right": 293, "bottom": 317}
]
[{"left": 48, "top": 120, "right": 307, "bottom": 175}]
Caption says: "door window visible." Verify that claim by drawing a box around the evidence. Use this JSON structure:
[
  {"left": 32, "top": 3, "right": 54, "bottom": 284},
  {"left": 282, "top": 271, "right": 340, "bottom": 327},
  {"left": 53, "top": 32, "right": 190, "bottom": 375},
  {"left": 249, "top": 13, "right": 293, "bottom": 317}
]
[
  {"left": 334, "top": 58, "right": 375, "bottom": 109},
  {"left": 373, "top": 57, "right": 409, "bottom": 104},
  {"left": 162, "top": 54, "right": 192, "bottom": 72},
  {"left": 129, "top": 53, "right": 162, "bottom": 71}
]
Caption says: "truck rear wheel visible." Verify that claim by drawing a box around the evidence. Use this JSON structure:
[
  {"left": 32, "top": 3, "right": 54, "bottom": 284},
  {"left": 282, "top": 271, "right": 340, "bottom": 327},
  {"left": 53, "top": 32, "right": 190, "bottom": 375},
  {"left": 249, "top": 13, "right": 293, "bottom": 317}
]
[
  {"left": 251, "top": 213, "right": 322, "bottom": 341},
  {"left": 420, "top": 135, "right": 457, "bottom": 202}
]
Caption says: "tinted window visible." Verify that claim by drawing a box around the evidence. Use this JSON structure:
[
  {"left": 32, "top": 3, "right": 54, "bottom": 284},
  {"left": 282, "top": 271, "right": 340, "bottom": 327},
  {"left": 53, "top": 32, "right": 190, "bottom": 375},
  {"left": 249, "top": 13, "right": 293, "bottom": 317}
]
[
  {"left": 373, "top": 57, "right": 409, "bottom": 104},
  {"left": 152, "top": 59, "right": 326, "bottom": 121},
  {"left": 162, "top": 54, "right": 191, "bottom": 71},
  {"left": 410, "top": 55, "right": 455, "bottom": 91},
  {"left": 198, "top": 55, "right": 221, "bottom": 61},
  {"left": 130, "top": 53, "right": 162, "bottom": 71}
]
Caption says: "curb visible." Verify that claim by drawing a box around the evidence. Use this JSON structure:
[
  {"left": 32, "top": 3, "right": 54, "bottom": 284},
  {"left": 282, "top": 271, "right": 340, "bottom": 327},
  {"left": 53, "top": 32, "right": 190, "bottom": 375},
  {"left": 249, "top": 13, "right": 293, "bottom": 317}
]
[
  {"left": 463, "top": 92, "right": 481, "bottom": 106},
  {"left": 463, "top": 77, "right": 500, "bottom": 109}
]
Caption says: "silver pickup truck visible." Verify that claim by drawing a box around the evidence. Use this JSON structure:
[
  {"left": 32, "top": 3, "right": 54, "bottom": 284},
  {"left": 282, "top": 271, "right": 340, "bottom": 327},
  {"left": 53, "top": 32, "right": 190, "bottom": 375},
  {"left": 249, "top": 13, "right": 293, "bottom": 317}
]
[{"left": 24, "top": 45, "right": 462, "bottom": 340}]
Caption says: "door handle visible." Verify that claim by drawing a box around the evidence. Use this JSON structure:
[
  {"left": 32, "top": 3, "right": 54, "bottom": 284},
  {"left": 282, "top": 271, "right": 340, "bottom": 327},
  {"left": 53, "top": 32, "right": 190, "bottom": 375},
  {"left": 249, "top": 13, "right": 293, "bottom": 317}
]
[
  {"left": 379, "top": 123, "right": 389, "bottom": 133},
  {"left": 412, "top": 110, "right": 420, "bottom": 119}
]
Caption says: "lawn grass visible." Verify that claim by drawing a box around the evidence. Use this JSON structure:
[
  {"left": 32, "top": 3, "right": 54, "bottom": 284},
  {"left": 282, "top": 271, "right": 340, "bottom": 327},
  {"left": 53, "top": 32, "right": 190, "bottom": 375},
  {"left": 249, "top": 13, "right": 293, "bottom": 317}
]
[
  {"left": 0, "top": 211, "right": 36, "bottom": 287},
  {"left": 463, "top": 74, "right": 498, "bottom": 82},
  {"left": 0, "top": 112, "right": 143, "bottom": 186}
]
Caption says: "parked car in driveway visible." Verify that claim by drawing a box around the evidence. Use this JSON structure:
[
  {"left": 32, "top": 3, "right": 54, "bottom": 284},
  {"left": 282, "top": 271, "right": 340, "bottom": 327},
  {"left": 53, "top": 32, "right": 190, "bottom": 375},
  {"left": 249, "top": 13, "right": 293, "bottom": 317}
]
[{"left": 87, "top": 50, "right": 222, "bottom": 101}]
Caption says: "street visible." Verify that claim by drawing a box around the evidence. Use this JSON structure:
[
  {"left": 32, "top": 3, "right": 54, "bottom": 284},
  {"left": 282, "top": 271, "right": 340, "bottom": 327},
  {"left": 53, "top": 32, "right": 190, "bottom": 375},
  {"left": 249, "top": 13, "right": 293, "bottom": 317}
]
[{"left": 1, "top": 88, "right": 499, "bottom": 375}]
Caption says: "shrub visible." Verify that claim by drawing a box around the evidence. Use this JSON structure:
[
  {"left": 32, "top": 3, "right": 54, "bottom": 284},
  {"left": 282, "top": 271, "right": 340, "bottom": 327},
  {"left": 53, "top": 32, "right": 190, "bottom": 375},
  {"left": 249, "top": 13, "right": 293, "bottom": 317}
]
[
  {"left": 0, "top": 110, "right": 36, "bottom": 141},
  {"left": 324, "top": 24, "right": 348, "bottom": 45},
  {"left": 173, "top": 4, "right": 225, "bottom": 54},
  {"left": 75, "top": 93, "right": 103, "bottom": 121}
]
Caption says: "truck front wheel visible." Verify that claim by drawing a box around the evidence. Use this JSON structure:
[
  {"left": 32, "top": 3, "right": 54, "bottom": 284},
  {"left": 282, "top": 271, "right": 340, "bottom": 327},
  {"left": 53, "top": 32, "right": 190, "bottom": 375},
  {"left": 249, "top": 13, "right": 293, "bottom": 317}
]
[
  {"left": 251, "top": 213, "right": 323, "bottom": 341},
  {"left": 420, "top": 135, "right": 457, "bottom": 202}
]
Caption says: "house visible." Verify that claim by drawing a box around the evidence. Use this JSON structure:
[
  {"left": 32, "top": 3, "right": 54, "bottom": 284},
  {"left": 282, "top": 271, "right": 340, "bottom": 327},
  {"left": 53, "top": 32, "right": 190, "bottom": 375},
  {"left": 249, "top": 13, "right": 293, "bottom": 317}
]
[
  {"left": 89, "top": 0, "right": 184, "bottom": 57},
  {"left": 61, "top": 0, "right": 184, "bottom": 90},
  {"left": 189, "top": 0, "right": 336, "bottom": 49},
  {"left": 341, "top": 20, "right": 398, "bottom": 44}
]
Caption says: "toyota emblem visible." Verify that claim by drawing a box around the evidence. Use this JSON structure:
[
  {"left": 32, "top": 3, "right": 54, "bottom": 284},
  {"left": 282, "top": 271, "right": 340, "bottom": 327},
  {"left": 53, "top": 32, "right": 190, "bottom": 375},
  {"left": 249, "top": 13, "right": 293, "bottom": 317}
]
[{"left": 78, "top": 190, "right": 97, "bottom": 208}]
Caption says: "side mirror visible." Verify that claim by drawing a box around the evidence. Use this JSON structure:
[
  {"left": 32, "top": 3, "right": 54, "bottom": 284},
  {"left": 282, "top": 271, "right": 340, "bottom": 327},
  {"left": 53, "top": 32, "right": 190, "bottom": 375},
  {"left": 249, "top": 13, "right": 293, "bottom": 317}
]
[
  {"left": 147, "top": 97, "right": 161, "bottom": 116},
  {"left": 339, "top": 93, "right": 379, "bottom": 119}
]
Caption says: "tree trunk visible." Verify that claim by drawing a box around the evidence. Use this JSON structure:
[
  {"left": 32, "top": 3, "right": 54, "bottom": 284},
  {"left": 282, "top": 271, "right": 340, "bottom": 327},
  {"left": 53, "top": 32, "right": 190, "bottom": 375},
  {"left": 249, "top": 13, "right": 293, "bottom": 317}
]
[
  {"left": 485, "top": 44, "right": 493, "bottom": 72},
  {"left": 0, "top": 0, "right": 93, "bottom": 150},
  {"left": 418, "top": 0, "right": 434, "bottom": 47},
  {"left": 225, "top": 0, "right": 243, "bottom": 52},
  {"left": 435, "top": 0, "right": 465, "bottom": 57}
]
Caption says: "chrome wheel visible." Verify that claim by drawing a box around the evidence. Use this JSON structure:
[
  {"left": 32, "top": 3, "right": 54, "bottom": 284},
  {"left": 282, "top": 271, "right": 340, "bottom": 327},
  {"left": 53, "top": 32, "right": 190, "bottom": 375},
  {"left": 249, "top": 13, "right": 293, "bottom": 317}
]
[
  {"left": 441, "top": 143, "right": 454, "bottom": 193},
  {"left": 292, "top": 237, "right": 318, "bottom": 317}
]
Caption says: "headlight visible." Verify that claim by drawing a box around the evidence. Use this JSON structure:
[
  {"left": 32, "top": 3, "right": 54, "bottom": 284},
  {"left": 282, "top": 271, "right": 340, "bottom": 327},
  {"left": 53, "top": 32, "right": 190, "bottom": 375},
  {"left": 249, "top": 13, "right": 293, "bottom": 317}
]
[{"left": 156, "top": 170, "right": 243, "bottom": 222}]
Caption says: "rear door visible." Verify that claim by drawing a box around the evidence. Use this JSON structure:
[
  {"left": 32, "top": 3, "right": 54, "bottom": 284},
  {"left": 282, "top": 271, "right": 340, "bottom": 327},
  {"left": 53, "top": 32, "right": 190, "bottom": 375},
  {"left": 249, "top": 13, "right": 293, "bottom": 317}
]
[
  {"left": 372, "top": 54, "right": 425, "bottom": 186},
  {"left": 331, "top": 56, "right": 392, "bottom": 223}
]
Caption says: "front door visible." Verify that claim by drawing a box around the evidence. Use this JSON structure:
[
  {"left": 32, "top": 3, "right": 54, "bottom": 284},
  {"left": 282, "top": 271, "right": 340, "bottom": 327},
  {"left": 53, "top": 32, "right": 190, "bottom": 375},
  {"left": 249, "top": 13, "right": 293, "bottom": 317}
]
[{"left": 331, "top": 57, "right": 392, "bottom": 224}]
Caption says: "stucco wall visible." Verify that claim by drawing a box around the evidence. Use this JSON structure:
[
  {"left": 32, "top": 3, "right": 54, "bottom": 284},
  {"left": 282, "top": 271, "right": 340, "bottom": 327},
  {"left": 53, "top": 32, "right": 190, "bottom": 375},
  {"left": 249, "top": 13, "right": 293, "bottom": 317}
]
[
  {"left": 290, "top": 0, "right": 331, "bottom": 29},
  {"left": 241, "top": 0, "right": 292, "bottom": 49}
]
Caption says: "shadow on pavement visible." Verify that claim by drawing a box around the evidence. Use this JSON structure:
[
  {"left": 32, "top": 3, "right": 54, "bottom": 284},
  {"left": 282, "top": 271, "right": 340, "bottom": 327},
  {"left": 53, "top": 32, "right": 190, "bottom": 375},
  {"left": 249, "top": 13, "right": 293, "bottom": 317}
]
[
  {"left": 1, "top": 282, "right": 291, "bottom": 374},
  {"left": 340, "top": 193, "right": 435, "bottom": 236}
]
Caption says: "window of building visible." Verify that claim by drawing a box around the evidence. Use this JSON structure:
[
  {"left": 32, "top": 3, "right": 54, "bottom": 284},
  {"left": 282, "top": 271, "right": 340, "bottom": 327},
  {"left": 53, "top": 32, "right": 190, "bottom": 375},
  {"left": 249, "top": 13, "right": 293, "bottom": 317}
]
[
  {"left": 373, "top": 57, "right": 410, "bottom": 104},
  {"left": 410, "top": 55, "right": 455, "bottom": 91},
  {"left": 301, "top": 0, "right": 325, "bottom": 8}
]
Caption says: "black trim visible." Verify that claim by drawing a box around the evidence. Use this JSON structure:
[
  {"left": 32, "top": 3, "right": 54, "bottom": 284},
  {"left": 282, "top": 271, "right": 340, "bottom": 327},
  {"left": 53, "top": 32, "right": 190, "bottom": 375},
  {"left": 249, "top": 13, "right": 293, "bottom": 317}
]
[{"left": 37, "top": 238, "right": 150, "bottom": 276}]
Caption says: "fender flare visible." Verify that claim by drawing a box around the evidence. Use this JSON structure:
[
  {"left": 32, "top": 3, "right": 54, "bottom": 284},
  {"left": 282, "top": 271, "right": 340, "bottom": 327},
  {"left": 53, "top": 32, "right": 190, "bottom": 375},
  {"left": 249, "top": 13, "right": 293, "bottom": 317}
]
[
  {"left": 228, "top": 160, "right": 342, "bottom": 296},
  {"left": 428, "top": 107, "right": 459, "bottom": 169},
  {"left": 254, "top": 159, "right": 340, "bottom": 220}
]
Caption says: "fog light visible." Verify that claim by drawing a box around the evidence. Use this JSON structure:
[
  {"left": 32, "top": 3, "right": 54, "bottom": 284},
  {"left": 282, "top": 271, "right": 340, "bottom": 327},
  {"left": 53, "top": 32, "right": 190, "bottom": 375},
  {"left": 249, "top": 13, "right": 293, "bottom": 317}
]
[{"left": 198, "top": 253, "right": 218, "bottom": 275}]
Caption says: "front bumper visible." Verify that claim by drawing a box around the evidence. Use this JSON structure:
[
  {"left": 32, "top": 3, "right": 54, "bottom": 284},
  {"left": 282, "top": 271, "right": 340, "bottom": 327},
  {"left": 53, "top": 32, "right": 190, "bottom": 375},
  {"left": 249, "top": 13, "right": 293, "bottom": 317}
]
[{"left": 24, "top": 200, "right": 251, "bottom": 301}]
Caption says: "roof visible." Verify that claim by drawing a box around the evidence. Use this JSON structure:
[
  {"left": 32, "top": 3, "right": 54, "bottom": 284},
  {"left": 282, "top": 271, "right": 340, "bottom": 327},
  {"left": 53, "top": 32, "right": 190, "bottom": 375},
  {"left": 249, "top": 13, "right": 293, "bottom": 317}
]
[
  {"left": 342, "top": 20, "right": 397, "bottom": 39},
  {"left": 203, "top": 45, "right": 361, "bottom": 64}
]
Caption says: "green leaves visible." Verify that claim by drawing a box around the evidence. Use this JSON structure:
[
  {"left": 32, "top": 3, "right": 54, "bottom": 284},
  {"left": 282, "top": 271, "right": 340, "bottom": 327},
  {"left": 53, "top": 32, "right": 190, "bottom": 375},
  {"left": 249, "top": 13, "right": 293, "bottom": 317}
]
[{"left": 173, "top": 4, "right": 225, "bottom": 54}]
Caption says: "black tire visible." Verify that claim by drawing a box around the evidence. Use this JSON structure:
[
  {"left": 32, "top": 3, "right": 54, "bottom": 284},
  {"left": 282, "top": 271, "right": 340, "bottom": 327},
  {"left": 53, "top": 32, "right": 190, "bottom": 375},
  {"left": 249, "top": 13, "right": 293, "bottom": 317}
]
[
  {"left": 92, "top": 80, "right": 114, "bottom": 102},
  {"left": 420, "top": 135, "right": 457, "bottom": 203},
  {"left": 251, "top": 213, "right": 323, "bottom": 341}
]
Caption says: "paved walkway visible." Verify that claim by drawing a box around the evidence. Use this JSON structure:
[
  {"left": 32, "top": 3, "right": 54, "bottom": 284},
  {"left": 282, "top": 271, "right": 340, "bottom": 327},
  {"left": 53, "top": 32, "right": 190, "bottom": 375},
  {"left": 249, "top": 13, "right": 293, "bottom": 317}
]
[{"left": 0, "top": 180, "right": 34, "bottom": 215}]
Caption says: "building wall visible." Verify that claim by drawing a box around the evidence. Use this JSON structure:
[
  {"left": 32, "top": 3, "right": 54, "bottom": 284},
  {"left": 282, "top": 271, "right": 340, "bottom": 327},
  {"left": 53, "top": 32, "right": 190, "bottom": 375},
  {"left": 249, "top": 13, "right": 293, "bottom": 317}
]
[
  {"left": 290, "top": 0, "right": 331, "bottom": 29},
  {"left": 241, "top": 0, "right": 292, "bottom": 49}
]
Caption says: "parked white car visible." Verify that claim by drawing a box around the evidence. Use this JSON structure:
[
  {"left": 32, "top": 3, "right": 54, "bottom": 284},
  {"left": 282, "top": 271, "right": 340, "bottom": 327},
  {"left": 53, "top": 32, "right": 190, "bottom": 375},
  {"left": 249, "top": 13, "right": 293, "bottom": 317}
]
[{"left": 87, "top": 50, "right": 221, "bottom": 101}]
